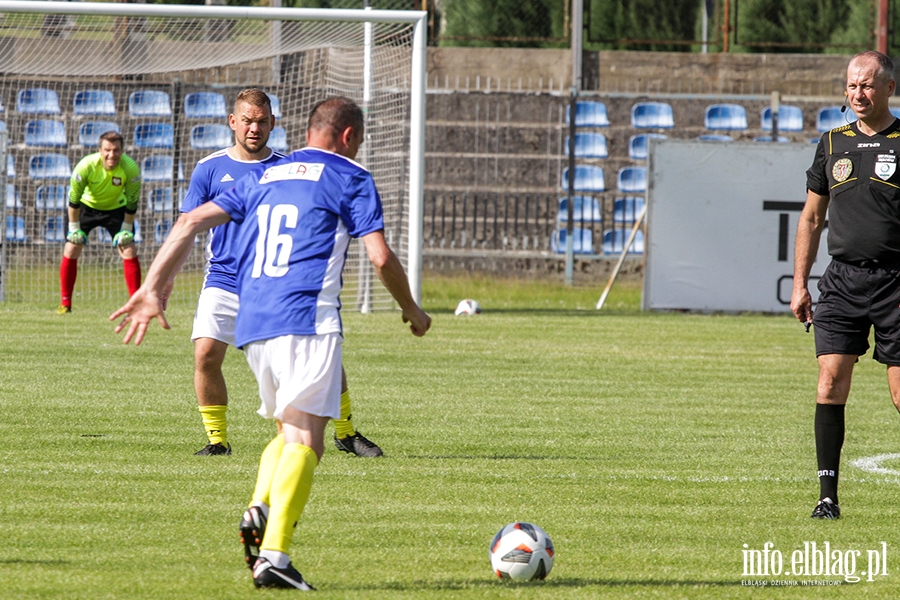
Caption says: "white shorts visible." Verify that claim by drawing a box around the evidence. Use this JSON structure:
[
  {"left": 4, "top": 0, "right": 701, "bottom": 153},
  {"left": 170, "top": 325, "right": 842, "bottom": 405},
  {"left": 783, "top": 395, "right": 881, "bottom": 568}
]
[
  {"left": 191, "top": 286, "right": 239, "bottom": 345},
  {"left": 244, "top": 333, "right": 343, "bottom": 421}
]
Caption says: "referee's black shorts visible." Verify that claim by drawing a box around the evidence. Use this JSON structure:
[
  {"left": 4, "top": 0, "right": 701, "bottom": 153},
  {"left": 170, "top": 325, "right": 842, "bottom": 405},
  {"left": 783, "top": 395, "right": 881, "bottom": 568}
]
[{"left": 814, "top": 259, "right": 900, "bottom": 365}]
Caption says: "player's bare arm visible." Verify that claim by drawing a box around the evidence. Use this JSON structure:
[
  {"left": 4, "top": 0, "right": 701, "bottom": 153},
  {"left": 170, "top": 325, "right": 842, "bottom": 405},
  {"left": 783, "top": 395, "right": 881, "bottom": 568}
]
[
  {"left": 111, "top": 202, "right": 231, "bottom": 345},
  {"left": 362, "top": 229, "right": 431, "bottom": 337},
  {"left": 791, "top": 189, "right": 829, "bottom": 323}
]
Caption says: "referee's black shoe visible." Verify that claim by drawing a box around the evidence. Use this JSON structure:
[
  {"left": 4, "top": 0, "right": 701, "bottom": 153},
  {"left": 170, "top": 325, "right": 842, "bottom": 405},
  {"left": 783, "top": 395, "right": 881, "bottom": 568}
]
[
  {"left": 194, "top": 442, "right": 231, "bottom": 456},
  {"left": 811, "top": 497, "right": 840, "bottom": 519}
]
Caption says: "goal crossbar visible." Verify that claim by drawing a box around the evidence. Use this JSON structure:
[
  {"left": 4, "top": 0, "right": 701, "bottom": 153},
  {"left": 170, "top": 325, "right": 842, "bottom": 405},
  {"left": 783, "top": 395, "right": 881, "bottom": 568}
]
[{"left": 0, "top": 0, "right": 426, "bottom": 305}]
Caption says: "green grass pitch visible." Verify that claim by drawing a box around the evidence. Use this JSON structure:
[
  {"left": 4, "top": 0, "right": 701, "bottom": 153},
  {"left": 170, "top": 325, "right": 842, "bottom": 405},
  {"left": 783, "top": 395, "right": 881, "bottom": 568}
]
[{"left": 2, "top": 274, "right": 900, "bottom": 598}]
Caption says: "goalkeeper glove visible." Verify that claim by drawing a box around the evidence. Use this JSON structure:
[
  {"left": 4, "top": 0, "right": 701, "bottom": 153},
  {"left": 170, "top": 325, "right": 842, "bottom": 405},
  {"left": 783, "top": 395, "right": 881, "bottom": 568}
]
[
  {"left": 112, "top": 230, "right": 134, "bottom": 247},
  {"left": 113, "top": 222, "right": 135, "bottom": 247},
  {"left": 66, "top": 221, "right": 87, "bottom": 245}
]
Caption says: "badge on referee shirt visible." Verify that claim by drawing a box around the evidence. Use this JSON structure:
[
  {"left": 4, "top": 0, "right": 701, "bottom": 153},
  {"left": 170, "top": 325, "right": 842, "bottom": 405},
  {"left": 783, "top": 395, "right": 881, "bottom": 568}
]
[
  {"left": 832, "top": 158, "right": 853, "bottom": 182},
  {"left": 875, "top": 154, "right": 897, "bottom": 180}
]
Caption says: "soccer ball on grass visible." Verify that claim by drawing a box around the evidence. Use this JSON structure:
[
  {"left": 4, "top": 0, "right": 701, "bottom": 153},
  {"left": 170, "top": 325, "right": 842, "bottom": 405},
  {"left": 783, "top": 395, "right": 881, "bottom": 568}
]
[
  {"left": 489, "top": 522, "right": 554, "bottom": 581},
  {"left": 454, "top": 298, "right": 482, "bottom": 316}
]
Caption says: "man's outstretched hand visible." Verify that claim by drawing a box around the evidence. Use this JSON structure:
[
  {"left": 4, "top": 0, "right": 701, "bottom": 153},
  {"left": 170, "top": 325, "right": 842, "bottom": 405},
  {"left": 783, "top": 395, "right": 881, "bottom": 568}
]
[{"left": 109, "top": 287, "right": 169, "bottom": 346}]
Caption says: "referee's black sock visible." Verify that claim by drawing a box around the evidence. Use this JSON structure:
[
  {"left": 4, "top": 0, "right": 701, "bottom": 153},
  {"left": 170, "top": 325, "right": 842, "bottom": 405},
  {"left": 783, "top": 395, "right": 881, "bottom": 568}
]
[{"left": 815, "top": 403, "right": 845, "bottom": 504}]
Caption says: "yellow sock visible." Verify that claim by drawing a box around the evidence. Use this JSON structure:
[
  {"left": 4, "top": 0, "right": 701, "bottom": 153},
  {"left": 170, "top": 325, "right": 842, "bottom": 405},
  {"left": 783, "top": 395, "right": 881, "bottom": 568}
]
[
  {"left": 199, "top": 405, "right": 227, "bottom": 446},
  {"left": 252, "top": 434, "right": 285, "bottom": 507},
  {"left": 333, "top": 390, "right": 355, "bottom": 438},
  {"left": 261, "top": 443, "right": 318, "bottom": 554}
]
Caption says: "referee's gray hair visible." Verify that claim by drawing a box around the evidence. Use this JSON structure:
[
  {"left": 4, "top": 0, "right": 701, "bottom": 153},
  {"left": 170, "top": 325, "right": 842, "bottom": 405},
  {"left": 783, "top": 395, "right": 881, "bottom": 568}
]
[{"left": 851, "top": 50, "right": 895, "bottom": 83}]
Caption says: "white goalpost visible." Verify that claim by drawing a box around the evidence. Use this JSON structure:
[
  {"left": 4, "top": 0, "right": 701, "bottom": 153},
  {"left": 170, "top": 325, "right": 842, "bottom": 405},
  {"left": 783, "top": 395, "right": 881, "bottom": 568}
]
[{"left": 0, "top": 0, "right": 426, "bottom": 310}]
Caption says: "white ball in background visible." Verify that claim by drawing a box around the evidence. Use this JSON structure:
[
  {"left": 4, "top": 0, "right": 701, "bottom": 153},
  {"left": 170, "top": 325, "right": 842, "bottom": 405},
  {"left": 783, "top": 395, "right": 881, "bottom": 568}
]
[{"left": 455, "top": 298, "right": 482, "bottom": 316}]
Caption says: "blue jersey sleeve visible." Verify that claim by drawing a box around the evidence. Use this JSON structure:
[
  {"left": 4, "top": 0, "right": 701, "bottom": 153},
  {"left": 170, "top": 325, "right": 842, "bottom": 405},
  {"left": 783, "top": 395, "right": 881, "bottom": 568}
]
[
  {"left": 181, "top": 161, "right": 211, "bottom": 213},
  {"left": 341, "top": 172, "right": 384, "bottom": 238},
  {"left": 211, "top": 176, "right": 251, "bottom": 224}
]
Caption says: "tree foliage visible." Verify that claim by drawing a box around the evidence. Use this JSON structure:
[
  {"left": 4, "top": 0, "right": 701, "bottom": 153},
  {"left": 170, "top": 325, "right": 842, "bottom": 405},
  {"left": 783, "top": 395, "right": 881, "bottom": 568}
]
[{"left": 586, "top": 0, "right": 700, "bottom": 51}]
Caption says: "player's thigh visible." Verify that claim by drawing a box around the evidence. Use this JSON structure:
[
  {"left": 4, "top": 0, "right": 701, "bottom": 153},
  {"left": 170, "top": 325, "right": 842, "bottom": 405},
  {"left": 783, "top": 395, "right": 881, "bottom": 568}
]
[
  {"left": 244, "top": 333, "right": 343, "bottom": 422},
  {"left": 191, "top": 287, "right": 238, "bottom": 346},
  {"left": 813, "top": 262, "right": 871, "bottom": 357}
]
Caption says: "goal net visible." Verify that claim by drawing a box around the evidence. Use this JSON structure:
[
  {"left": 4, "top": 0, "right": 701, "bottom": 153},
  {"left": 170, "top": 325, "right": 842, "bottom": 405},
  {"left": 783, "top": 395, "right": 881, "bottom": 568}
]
[{"left": 0, "top": 1, "right": 425, "bottom": 311}]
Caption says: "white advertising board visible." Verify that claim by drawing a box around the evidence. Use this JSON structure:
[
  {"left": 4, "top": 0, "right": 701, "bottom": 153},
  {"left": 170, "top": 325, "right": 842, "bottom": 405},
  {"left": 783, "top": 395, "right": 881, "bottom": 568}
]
[{"left": 643, "top": 139, "right": 828, "bottom": 313}]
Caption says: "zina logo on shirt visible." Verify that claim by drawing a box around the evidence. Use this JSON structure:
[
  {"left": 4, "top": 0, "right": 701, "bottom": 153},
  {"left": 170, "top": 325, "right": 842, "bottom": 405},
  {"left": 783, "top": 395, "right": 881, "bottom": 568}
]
[{"left": 259, "top": 162, "right": 325, "bottom": 184}]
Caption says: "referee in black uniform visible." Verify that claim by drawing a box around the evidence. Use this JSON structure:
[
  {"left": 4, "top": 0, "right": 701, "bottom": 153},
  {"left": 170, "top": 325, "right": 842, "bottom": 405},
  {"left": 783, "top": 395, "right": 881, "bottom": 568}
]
[{"left": 792, "top": 50, "right": 900, "bottom": 519}]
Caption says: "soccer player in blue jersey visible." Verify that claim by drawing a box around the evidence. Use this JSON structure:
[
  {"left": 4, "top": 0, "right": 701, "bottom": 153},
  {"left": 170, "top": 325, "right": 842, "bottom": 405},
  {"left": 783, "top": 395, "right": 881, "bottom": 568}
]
[
  {"left": 170, "top": 88, "right": 384, "bottom": 458},
  {"left": 112, "top": 96, "right": 431, "bottom": 589}
]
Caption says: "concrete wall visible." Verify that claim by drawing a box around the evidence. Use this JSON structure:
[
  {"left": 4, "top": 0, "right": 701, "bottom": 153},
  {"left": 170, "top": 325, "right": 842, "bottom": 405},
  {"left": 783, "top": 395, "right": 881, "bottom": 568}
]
[{"left": 428, "top": 48, "right": 851, "bottom": 97}]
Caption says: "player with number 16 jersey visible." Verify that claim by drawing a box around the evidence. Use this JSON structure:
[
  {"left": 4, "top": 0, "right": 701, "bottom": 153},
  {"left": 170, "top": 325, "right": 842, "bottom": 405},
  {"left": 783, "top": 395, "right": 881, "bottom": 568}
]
[{"left": 212, "top": 146, "right": 383, "bottom": 348}]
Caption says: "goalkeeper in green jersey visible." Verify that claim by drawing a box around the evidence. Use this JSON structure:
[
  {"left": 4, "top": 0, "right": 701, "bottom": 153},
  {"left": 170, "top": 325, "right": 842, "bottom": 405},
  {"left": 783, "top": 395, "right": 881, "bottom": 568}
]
[{"left": 59, "top": 131, "right": 142, "bottom": 313}]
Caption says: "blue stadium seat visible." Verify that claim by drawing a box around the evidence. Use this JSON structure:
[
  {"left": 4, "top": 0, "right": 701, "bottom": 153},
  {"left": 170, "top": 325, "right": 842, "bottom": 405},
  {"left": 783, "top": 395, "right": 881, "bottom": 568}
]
[
  {"left": 134, "top": 122, "right": 174, "bottom": 149},
  {"left": 184, "top": 91, "right": 227, "bottom": 118},
  {"left": 817, "top": 106, "right": 856, "bottom": 131},
  {"left": 557, "top": 196, "right": 602, "bottom": 223},
  {"left": 617, "top": 166, "right": 647, "bottom": 193},
  {"left": 190, "top": 123, "right": 231, "bottom": 150},
  {"left": 269, "top": 126, "right": 288, "bottom": 152},
  {"left": 268, "top": 93, "right": 282, "bottom": 119},
  {"left": 73, "top": 90, "right": 116, "bottom": 116},
  {"left": 602, "top": 229, "right": 644, "bottom": 255},
  {"left": 43, "top": 215, "right": 66, "bottom": 243},
  {"left": 5, "top": 215, "right": 27, "bottom": 242},
  {"left": 128, "top": 90, "right": 172, "bottom": 117},
  {"left": 561, "top": 165, "right": 604, "bottom": 193},
  {"left": 760, "top": 105, "right": 803, "bottom": 132},
  {"left": 631, "top": 101, "right": 674, "bottom": 128},
  {"left": 6, "top": 184, "right": 21, "bottom": 209},
  {"left": 29, "top": 153, "right": 71, "bottom": 179},
  {"left": 697, "top": 134, "right": 733, "bottom": 142},
  {"left": 0, "top": 120, "right": 6, "bottom": 131},
  {"left": 566, "top": 101, "right": 609, "bottom": 127},
  {"left": 753, "top": 135, "right": 790, "bottom": 143},
  {"left": 141, "top": 155, "right": 184, "bottom": 182},
  {"left": 613, "top": 196, "right": 645, "bottom": 224},
  {"left": 704, "top": 104, "right": 747, "bottom": 130},
  {"left": 155, "top": 219, "right": 172, "bottom": 244},
  {"left": 78, "top": 121, "right": 120, "bottom": 147},
  {"left": 149, "top": 188, "right": 174, "bottom": 213},
  {"left": 36, "top": 185, "right": 69, "bottom": 210},
  {"left": 24, "top": 120, "right": 67, "bottom": 147},
  {"left": 551, "top": 228, "right": 594, "bottom": 254},
  {"left": 17, "top": 88, "right": 61, "bottom": 115},
  {"left": 564, "top": 132, "right": 608, "bottom": 159},
  {"left": 891, "top": 107, "right": 900, "bottom": 119},
  {"left": 7, "top": 155, "right": 14, "bottom": 179},
  {"left": 628, "top": 133, "right": 667, "bottom": 160}
]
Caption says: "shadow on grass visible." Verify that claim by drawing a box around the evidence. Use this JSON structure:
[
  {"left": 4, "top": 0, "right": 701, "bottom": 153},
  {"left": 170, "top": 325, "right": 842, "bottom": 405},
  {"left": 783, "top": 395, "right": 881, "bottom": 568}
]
[
  {"left": 0, "top": 559, "right": 71, "bottom": 565},
  {"left": 431, "top": 308, "right": 639, "bottom": 317},
  {"left": 327, "top": 577, "right": 745, "bottom": 591},
  {"left": 404, "top": 454, "right": 598, "bottom": 461}
]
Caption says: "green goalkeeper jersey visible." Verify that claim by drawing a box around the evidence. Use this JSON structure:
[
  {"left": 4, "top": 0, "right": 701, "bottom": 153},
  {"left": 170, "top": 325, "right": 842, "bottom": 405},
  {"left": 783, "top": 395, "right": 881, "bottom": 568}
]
[{"left": 69, "top": 153, "right": 141, "bottom": 213}]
